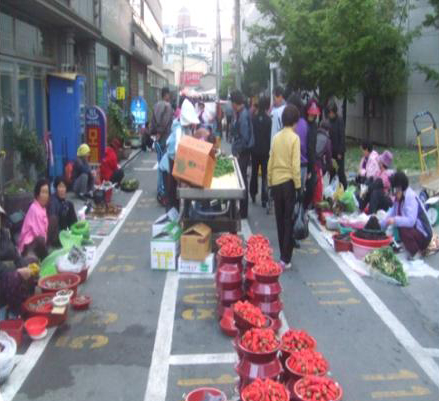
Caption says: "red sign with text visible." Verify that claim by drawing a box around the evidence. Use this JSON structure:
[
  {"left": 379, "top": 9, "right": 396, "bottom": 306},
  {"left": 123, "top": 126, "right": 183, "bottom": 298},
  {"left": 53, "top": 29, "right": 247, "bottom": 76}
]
[{"left": 180, "top": 72, "right": 203, "bottom": 87}]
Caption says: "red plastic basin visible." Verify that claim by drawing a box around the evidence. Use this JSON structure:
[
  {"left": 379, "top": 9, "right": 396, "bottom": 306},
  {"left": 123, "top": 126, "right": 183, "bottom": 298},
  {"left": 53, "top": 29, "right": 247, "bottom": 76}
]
[
  {"left": 0, "top": 319, "right": 24, "bottom": 346},
  {"left": 293, "top": 377, "right": 343, "bottom": 401},
  {"left": 24, "top": 316, "right": 48, "bottom": 337},
  {"left": 38, "top": 273, "right": 81, "bottom": 295},
  {"left": 185, "top": 388, "right": 227, "bottom": 401},
  {"left": 350, "top": 232, "right": 392, "bottom": 248}
]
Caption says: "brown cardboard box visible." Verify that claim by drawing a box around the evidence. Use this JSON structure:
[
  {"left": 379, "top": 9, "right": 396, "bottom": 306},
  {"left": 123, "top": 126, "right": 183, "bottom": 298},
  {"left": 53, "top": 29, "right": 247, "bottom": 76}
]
[
  {"left": 172, "top": 136, "right": 215, "bottom": 188},
  {"left": 180, "top": 223, "right": 212, "bottom": 261}
]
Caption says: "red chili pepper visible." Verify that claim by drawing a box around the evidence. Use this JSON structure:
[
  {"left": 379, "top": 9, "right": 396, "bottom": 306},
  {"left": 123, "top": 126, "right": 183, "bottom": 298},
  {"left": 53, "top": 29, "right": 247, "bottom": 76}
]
[
  {"left": 233, "top": 301, "right": 266, "bottom": 328},
  {"left": 217, "top": 233, "right": 243, "bottom": 247},
  {"left": 242, "top": 379, "right": 288, "bottom": 401},
  {"left": 241, "top": 328, "right": 279, "bottom": 353},
  {"left": 253, "top": 260, "right": 282, "bottom": 276},
  {"left": 296, "top": 376, "right": 341, "bottom": 401},
  {"left": 219, "top": 243, "right": 244, "bottom": 258},
  {"left": 281, "top": 329, "right": 316, "bottom": 352},
  {"left": 286, "top": 350, "right": 329, "bottom": 375}
]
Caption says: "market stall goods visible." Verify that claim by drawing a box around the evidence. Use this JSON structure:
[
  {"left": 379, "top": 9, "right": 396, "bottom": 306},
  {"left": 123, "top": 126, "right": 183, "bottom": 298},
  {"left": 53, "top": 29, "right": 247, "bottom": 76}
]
[
  {"left": 216, "top": 233, "right": 243, "bottom": 248},
  {"left": 233, "top": 301, "right": 267, "bottom": 329},
  {"left": 219, "top": 243, "right": 245, "bottom": 258},
  {"left": 38, "top": 273, "right": 81, "bottom": 296},
  {"left": 293, "top": 376, "right": 343, "bottom": 401},
  {"left": 214, "top": 156, "right": 235, "bottom": 178},
  {"left": 241, "top": 328, "right": 280, "bottom": 353},
  {"left": 286, "top": 349, "right": 329, "bottom": 377},
  {"left": 247, "top": 234, "right": 271, "bottom": 249},
  {"left": 365, "top": 246, "right": 408, "bottom": 286},
  {"left": 241, "top": 378, "right": 289, "bottom": 401},
  {"left": 281, "top": 330, "right": 317, "bottom": 353}
]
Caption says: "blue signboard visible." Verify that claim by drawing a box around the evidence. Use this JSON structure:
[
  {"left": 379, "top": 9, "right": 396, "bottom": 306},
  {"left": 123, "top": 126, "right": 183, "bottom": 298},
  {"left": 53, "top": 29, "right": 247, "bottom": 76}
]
[
  {"left": 130, "top": 96, "right": 148, "bottom": 126},
  {"left": 85, "top": 106, "right": 107, "bottom": 164}
]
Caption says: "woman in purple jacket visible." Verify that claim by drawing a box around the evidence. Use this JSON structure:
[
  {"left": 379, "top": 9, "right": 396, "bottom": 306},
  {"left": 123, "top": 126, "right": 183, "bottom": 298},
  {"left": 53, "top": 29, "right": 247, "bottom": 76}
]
[{"left": 381, "top": 172, "right": 432, "bottom": 259}]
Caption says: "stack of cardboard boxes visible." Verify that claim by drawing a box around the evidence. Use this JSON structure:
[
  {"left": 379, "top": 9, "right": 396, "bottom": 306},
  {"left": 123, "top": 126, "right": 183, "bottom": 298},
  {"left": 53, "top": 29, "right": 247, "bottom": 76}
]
[{"left": 150, "top": 209, "right": 214, "bottom": 274}]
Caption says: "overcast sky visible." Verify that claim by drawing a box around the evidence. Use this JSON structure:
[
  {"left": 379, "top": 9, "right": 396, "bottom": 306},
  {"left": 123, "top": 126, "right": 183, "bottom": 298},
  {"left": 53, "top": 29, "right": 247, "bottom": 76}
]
[{"left": 162, "top": 0, "right": 235, "bottom": 38}]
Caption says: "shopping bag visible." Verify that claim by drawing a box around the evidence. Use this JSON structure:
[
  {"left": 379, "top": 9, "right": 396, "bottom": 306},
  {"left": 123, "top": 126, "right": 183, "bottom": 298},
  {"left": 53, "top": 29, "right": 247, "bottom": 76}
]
[{"left": 292, "top": 202, "right": 309, "bottom": 240}]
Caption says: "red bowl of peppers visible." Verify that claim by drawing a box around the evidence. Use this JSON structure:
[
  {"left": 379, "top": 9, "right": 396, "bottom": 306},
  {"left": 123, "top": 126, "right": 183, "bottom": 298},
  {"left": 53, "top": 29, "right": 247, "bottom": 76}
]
[
  {"left": 253, "top": 261, "right": 283, "bottom": 283},
  {"left": 238, "top": 328, "right": 280, "bottom": 363},
  {"left": 233, "top": 300, "right": 267, "bottom": 330},
  {"left": 280, "top": 329, "right": 317, "bottom": 363},
  {"left": 285, "top": 349, "right": 329, "bottom": 383},
  {"left": 293, "top": 376, "right": 343, "bottom": 401},
  {"left": 241, "top": 378, "right": 289, "bottom": 401}
]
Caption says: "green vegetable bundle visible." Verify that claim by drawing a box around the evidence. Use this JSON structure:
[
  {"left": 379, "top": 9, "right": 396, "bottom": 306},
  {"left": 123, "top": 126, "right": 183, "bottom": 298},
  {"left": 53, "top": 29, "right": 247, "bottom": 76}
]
[
  {"left": 214, "top": 156, "right": 234, "bottom": 178},
  {"left": 365, "top": 247, "right": 408, "bottom": 286}
]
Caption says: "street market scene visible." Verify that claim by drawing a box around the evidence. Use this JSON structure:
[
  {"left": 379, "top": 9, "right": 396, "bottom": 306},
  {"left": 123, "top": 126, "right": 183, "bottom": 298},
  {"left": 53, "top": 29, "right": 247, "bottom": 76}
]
[{"left": 1, "top": 1, "right": 439, "bottom": 401}]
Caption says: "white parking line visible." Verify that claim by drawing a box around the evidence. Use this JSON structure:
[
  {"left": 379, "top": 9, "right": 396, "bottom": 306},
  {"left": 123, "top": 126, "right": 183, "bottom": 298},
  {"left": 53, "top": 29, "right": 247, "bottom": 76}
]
[
  {"left": 1, "top": 190, "right": 143, "bottom": 401},
  {"left": 169, "top": 353, "right": 237, "bottom": 365},
  {"left": 309, "top": 223, "right": 439, "bottom": 390},
  {"left": 144, "top": 272, "right": 179, "bottom": 401},
  {"left": 423, "top": 348, "right": 439, "bottom": 358}
]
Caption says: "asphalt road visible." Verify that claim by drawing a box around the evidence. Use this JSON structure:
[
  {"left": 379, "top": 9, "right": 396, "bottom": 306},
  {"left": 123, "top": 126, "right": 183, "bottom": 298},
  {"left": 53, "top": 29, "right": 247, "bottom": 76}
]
[{"left": 2, "top": 149, "right": 439, "bottom": 401}]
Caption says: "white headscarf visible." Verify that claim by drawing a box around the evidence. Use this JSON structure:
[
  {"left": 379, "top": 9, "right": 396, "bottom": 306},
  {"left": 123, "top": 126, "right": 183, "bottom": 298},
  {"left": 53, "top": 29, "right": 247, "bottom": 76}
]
[{"left": 180, "top": 99, "right": 200, "bottom": 127}]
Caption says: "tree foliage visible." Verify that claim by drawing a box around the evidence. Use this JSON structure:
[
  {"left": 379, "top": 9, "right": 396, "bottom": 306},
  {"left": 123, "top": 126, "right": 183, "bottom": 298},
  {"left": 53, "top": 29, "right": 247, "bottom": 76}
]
[
  {"left": 248, "top": 0, "right": 411, "bottom": 103},
  {"left": 242, "top": 50, "right": 270, "bottom": 97}
]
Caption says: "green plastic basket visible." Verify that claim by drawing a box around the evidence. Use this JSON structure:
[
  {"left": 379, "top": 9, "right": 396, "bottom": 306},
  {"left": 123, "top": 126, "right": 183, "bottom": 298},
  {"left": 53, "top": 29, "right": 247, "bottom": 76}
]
[{"left": 40, "top": 249, "right": 68, "bottom": 278}]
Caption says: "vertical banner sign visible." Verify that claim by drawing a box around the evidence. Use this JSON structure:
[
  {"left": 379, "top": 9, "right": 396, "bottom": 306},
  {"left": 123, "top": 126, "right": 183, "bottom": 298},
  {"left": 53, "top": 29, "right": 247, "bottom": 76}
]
[
  {"left": 85, "top": 106, "right": 107, "bottom": 164},
  {"left": 130, "top": 96, "right": 148, "bottom": 127}
]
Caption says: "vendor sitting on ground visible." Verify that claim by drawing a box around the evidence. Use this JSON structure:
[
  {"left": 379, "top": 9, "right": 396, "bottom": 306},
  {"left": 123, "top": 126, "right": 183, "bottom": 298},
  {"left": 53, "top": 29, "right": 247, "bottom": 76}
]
[
  {"left": 48, "top": 176, "right": 78, "bottom": 247},
  {"left": 73, "top": 144, "right": 94, "bottom": 199},
  {"left": 359, "top": 151, "right": 394, "bottom": 214},
  {"left": 0, "top": 206, "right": 37, "bottom": 314},
  {"left": 100, "top": 139, "right": 124, "bottom": 186},
  {"left": 381, "top": 171, "right": 433, "bottom": 259},
  {"left": 357, "top": 141, "right": 380, "bottom": 183},
  {"left": 18, "top": 179, "right": 50, "bottom": 261}
]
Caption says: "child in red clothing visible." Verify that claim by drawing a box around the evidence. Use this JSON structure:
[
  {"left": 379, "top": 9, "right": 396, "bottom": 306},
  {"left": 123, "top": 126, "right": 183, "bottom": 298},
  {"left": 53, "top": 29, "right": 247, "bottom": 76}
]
[{"left": 100, "top": 140, "right": 124, "bottom": 186}]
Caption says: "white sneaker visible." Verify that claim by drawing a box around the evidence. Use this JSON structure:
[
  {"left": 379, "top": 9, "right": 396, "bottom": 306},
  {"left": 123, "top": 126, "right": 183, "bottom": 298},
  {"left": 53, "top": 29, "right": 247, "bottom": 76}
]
[{"left": 284, "top": 263, "right": 292, "bottom": 270}]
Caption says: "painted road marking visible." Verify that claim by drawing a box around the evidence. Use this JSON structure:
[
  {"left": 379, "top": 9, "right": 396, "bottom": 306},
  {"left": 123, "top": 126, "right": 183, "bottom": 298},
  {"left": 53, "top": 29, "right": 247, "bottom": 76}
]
[
  {"left": 362, "top": 370, "right": 418, "bottom": 381},
  {"left": 307, "top": 280, "right": 346, "bottom": 287},
  {"left": 134, "top": 167, "right": 157, "bottom": 172},
  {"left": 309, "top": 223, "right": 439, "bottom": 390},
  {"left": 312, "top": 288, "right": 351, "bottom": 294},
  {"left": 1, "top": 189, "right": 143, "bottom": 401},
  {"left": 424, "top": 348, "right": 439, "bottom": 358},
  {"left": 183, "top": 292, "right": 216, "bottom": 305},
  {"left": 177, "top": 374, "right": 235, "bottom": 387},
  {"left": 143, "top": 272, "right": 179, "bottom": 401},
  {"left": 55, "top": 335, "right": 109, "bottom": 350},
  {"left": 70, "top": 311, "right": 118, "bottom": 326},
  {"left": 318, "top": 298, "right": 361, "bottom": 305},
  {"left": 169, "top": 353, "right": 237, "bottom": 365},
  {"left": 97, "top": 264, "right": 137, "bottom": 273},
  {"left": 179, "top": 273, "right": 215, "bottom": 280},
  {"left": 371, "top": 386, "right": 431, "bottom": 398},
  {"left": 182, "top": 308, "right": 215, "bottom": 320},
  {"left": 184, "top": 283, "right": 215, "bottom": 289}
]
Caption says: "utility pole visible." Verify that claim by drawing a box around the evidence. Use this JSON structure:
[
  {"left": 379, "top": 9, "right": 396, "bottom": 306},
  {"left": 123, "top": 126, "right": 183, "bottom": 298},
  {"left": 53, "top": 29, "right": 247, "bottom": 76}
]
[
  {"left": 234, "top": 0, "right": 242, "bottom": 90},
  {"left": 181, "top": 26, "right": 185, "bottom": 89},
  {"left": 216, "top": 0, "right": 222, "bottom": 98}
]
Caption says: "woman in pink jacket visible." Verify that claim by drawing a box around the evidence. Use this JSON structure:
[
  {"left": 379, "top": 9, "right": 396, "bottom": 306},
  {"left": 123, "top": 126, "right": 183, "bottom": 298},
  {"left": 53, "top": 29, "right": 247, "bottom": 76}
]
[
  {"left": 18, "top": 179, "right": 50, "bottom": 261},
  {"left": 358, "top": 141, "right": 380, "bottom": 181}
]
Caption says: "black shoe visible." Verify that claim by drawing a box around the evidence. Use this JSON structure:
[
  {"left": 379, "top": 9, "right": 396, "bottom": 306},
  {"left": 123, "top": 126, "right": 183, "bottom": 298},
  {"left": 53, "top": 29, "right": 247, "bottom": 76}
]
[
  {"left": 262, "top": 202, "right": 267, "bottom": 208},
  {"left": 251, "top": 196, "right": 256, "bottom": 204}
]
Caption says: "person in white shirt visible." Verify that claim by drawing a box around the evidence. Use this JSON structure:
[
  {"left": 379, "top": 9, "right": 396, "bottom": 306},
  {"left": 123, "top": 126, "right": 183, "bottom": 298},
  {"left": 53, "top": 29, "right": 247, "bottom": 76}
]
[{"left": 270, "top": 86, "right": 286, "bottom": 141}]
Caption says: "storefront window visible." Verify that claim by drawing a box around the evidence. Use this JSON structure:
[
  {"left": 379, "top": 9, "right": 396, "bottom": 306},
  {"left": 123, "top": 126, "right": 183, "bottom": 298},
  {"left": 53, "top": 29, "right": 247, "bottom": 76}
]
[
  {"left": 18, "top": 65, "right": 31, "bottom": 129},
  {"left": 138, "top": 72, "right": 144, "bottom": 97},
  {"left": 96, "top": 67, "right": 109, "bottom": 111},
  {"left": 0, "top": 12, "right": 14, "bottom": 52},
  {"left": 0, "top": 61, "right": 14, "bottom": 148}
]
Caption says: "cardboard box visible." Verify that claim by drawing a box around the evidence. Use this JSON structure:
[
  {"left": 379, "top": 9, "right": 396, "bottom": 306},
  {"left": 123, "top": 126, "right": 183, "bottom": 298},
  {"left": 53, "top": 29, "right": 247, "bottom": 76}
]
[
  {"left": 178, "top": 253, "right": 214, "bottom": 274},
  {"left": 152, "top": 208, "right": 179, "bottom": 237},
  {"left": 150, "top": 222, "right": 182, "bottom": 271},
  {"left": 180, "top": 223, "right": 212, "bottom": 261},
  {"left": 172, "top": 136, "right": 215, "bottom": 188}
]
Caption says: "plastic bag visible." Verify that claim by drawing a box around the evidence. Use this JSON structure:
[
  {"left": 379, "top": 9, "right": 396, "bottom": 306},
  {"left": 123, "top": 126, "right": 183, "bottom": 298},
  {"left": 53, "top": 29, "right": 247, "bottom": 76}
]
[
  {"left": 323, "top": 176, "right": 339, "bottom": 199},
  {"left": 0, "top": 331, "right": 17, "bottom": 384},
  {"left": 292, "top": 202, "right": 309, "bottom": 240},
  {"left": 339, "top": 186, "right": 358, "bottom": 213},
  {"left": 57, "top": 246, "right": 87, "bottom": 274}
]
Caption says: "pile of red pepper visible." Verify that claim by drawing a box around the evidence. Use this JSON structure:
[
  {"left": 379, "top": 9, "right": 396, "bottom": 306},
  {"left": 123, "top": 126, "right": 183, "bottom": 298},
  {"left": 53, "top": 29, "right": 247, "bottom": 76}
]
[
  {"left": 233, "top": 301, "right": 266, "bottom": 327},
  {"left": 246, "top": 247, "right": 273, "bottom": 264},
  {"left": 241, "top": 378, "right": 288, "bottom": 401},
  {"left": 253, "top": 261, "right": 282, "bottom": 276},
  {"left": 241, "top": 328, "right": 280, "bottom": 353},
  {"left": 247, "top": 234, "right": 271, "bottom": 249},
  {"left": 217, "top": 233, "right": 243, "bottom": 248},
  {"left": 295, "top": 376, "right": 340, "bottom": 401},
  {"left": 219, "top": 243, "right": 244, "bottom": 258},
  {"left": 281, "top": 330, "right": 316, "bottom": 352},
  {"left": 286, "top": 349, "right": 328, "bottom": 375}
]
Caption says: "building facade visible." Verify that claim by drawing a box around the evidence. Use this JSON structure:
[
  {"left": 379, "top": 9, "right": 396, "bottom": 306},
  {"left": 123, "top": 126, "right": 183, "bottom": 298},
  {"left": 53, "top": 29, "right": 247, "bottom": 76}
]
[
  {"left": 346, "top": 0, "right": 439, "bottom": 146},
  {"left": 0, "top": 0, "right": 165, "bottom": 185}
]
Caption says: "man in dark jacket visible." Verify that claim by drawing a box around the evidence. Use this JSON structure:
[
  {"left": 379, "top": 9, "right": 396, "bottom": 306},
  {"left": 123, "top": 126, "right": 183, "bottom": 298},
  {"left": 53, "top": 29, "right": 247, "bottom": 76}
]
[
  {"left": 231, "top": 90, "right": 255, "bottom": 219},
  {"left": 250, "top": 97, "right": 272, "bottom": 207},
  {"left": 151, "top": 87, "right": 173, "bottom": 148},
  {"left": 326, "top": 100, "right": 347, "bottom": 189}
]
